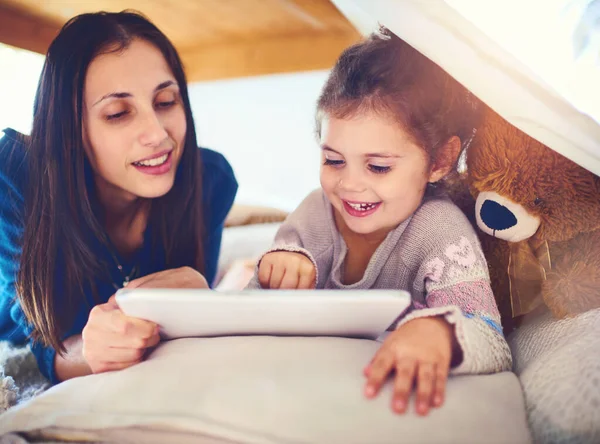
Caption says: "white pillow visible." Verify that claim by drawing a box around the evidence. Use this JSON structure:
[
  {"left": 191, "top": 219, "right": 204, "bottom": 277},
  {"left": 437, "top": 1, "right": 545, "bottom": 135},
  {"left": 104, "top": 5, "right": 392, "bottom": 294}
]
[{"left": 0, "top": 336, "right": 530, "bottom": 444}]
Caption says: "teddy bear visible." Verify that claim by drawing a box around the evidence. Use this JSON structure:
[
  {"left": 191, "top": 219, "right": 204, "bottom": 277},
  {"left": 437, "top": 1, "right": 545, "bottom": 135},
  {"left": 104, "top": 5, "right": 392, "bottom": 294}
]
[{"left": 454, "top": 105, "right": 600, "bottom": 331}]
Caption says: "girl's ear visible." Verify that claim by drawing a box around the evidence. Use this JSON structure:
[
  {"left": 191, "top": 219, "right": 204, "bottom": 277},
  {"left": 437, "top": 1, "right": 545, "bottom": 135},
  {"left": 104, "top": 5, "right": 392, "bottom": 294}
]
[{"left": 428, "top": 136, "right": 462, "bottom": 183}]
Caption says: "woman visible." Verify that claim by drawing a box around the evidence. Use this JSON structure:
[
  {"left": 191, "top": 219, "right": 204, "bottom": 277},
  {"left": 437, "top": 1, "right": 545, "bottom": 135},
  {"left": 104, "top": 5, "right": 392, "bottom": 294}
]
[{"left": 0, "top": 11, "right": 237, "bottom": 384}]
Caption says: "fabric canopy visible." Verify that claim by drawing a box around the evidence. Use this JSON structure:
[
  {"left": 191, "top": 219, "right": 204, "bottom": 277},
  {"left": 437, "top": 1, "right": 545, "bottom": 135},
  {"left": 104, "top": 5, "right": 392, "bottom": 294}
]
[{"left": 332, "top": 0, "right": 600, "bottom": 176}]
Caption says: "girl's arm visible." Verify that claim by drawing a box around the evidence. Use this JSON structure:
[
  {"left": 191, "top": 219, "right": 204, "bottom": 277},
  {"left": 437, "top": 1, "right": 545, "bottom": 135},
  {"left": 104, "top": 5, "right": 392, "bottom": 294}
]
[{"left": 401, "top": 231, "right": 512, "bottom": 375}]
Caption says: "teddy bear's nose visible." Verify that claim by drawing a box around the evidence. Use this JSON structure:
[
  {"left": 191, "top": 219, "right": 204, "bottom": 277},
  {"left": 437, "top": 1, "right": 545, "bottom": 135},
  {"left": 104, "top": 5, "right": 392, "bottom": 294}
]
[{"left": 480, "top": 199, "right": 518, "bottom": 231}]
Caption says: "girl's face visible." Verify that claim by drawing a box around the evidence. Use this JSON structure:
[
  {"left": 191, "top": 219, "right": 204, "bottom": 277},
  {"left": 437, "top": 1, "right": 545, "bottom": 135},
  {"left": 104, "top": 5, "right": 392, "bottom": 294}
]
[
  {"left": 83, "top": 39, "right": 186, "bottom": 205},
  {"left": 320, "top": 112, "right": 441, "bottom": 238}
]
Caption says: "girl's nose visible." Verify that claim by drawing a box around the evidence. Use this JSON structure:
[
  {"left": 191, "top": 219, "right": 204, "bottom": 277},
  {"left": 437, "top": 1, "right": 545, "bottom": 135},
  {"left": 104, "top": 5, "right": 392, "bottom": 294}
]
[{"left": 338, "top": 171, "right": 366, "bottom": 193}]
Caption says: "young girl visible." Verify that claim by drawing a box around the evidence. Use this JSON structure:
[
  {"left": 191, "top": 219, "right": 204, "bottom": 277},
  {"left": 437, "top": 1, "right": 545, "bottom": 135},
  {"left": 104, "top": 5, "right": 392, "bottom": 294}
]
[
  {"left": 246, "top": 28, "right": 511, "bottom": 415},
  {"left": 0, "top": 12, "right": 237, "bottom": 384}
]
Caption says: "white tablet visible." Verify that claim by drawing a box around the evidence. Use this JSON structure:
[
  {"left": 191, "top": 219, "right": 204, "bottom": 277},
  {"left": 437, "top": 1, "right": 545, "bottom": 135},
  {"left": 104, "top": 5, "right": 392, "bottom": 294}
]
[{"left": 115, "top": 288, "right": 411, "bottom": 340}]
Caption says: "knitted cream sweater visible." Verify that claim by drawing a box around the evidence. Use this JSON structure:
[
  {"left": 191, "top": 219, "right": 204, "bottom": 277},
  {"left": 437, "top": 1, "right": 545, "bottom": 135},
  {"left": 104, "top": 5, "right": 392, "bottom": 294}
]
[{"left": 247, "top": 189, "right": 512, "bottom": 374}]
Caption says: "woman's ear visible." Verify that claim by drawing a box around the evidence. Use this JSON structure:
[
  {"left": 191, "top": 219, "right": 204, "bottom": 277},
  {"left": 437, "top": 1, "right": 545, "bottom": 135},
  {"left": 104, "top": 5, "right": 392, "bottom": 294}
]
[{"left": 428, "top": 136, "right": 462, "bottom": 183}]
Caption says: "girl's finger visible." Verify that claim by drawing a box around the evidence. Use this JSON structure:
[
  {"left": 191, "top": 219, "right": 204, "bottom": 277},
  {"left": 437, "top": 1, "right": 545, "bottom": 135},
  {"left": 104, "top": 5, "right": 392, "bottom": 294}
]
[
  {"left": 364, "top": 351, "right": 394, "bottom": 398},
  {"left": 279, "top": 269, "right": 299, "bottom": 289},
  {"left": 297, "top": 270, "right": 315, "bottom": 289},
  {"left": 433, "top": 363, "right": 450, "bottom": 407},
  {"left": 391, "top": 358, "right": 417, "bottom": 414},
  {"left": 257, "top": 262, "right": 273, "bottom": 288},
  {"left": 269, "top": 265, "right": 285, "bottom": 289},
  {"left": 415, "top": 362, "right": 436, "bottom": 416}
]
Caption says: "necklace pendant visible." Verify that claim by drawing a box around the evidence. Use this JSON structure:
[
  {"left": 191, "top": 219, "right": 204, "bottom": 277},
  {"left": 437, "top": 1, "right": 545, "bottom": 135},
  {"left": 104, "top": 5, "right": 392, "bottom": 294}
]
[{"left": 123, "top": 279, "right": 129, "bottom": 287}]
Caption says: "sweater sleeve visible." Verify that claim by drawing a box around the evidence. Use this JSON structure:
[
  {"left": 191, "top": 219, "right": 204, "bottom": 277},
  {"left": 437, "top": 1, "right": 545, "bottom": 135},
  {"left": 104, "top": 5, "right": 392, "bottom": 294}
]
[
  {"left": 245, "top": 190, "right": 331, "bottom": 290},
  {"left": 0, "top": 129, "right": 27, "bottom": 343},
  {"left": 397, "top": 199, "right": 512, "bottom": 375},
  {"left": 0, "top": 129, "right": 57, "bottom": 383}
]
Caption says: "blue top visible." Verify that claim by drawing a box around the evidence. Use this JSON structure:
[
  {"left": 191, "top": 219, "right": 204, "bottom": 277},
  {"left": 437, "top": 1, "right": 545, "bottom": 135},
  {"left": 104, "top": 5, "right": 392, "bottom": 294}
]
[{"left": 0, "top": 128, "right": 238, "bottom": 383}]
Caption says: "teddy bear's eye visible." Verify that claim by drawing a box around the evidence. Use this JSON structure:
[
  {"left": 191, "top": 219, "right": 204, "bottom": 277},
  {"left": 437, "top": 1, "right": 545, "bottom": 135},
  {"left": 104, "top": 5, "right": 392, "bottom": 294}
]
[{"left": 533, "top": 197, "right": 544, "bottom": 206}]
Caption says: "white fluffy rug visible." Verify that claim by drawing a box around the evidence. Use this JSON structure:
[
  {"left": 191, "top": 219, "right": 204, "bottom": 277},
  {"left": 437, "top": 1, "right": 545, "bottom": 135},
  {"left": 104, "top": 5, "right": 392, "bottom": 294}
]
[{"left": 0, "top": 341, "right": 49, "bottom": 414}]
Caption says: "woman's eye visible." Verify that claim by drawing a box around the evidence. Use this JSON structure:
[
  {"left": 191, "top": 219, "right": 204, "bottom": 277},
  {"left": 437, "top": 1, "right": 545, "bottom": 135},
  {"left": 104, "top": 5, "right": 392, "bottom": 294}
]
[
  {"left": 369, "top": 165, "right": 391, "bottom": 174},
  {"left": 106, "top": 110, "right": 128, "bottom": 121},
  {"left": 324, "top": 159, "right": 344, "bottom": 166},
  {"left": 156, "top": 100, "right": 176, "bottom": 109}
]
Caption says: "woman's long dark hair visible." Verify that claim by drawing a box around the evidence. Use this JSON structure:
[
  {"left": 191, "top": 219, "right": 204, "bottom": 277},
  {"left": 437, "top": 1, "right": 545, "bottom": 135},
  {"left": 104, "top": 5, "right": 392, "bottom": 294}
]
[{"left": 16, "top": 11, "right": 204, "bottom": 352}]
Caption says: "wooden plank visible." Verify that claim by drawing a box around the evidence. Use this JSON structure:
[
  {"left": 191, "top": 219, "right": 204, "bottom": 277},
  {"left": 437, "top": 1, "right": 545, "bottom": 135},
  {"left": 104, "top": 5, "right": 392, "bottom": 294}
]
[
  {"left": 276, "top": 0, "right": 353, "bottom": 31},
  {"left": 0, "top": 3, "right": 61, "bottom": 54},
  {"left": 179, "top": 30, "right": 361, "bottom": 82}
]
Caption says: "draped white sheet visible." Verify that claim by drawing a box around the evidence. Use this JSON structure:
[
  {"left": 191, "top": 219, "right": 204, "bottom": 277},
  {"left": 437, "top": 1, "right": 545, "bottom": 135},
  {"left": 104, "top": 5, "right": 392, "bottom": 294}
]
[{"left": 331, "top": 0, "right": 600, "bottom": 175}]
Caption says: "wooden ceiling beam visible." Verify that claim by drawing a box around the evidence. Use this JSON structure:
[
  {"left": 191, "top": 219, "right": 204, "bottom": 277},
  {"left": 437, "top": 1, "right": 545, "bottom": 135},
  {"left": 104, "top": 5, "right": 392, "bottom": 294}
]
[
  {"left": 0, "top": 3, "right": 61, "bottom": 54},
  {"left": 179, "top": 30, "right": 361, "bottom": 82}
]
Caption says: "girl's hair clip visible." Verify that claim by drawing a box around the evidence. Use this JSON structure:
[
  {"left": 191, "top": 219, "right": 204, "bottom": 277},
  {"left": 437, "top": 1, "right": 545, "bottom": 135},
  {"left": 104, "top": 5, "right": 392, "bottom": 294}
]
[{"left": 463, "top": 127, "right": 477, "bottom": 150}]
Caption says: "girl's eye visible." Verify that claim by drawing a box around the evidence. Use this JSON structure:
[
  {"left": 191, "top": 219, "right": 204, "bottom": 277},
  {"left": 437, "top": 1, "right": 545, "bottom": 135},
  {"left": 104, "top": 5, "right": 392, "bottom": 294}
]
[
  {"left": 324, "top": 158, "right": 344, "bottom": 166},
  {"left": 106, "top": 110, "right": 128, "bottom": 121},
  {"left": 369, "top": 165, "right": 391, "bottom": 174}
]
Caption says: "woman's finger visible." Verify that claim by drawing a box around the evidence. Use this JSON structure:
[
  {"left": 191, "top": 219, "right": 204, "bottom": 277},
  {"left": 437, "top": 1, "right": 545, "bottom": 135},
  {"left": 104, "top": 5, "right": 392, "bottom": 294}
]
[
  {"left": 392, "top": 358, "right": 417, "bottom": 413},
  {"left": 415, "top": 362, "right": 436, "bottom": 416},
  {"left": 105, "top": 345, "right": 146, "bottom": 363},
  {"left": 101, "top": 358, "right": 142, "bottom": 372},
  {"left": 107, "top": 310, "right": 157, "bottom": 338},
  {"left": 364, "top": 351, "right": 394, "bottom": 398}
]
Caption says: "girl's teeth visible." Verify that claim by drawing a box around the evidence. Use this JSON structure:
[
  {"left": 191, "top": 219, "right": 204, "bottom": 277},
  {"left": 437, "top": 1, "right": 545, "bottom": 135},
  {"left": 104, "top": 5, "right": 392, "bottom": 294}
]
[
  {"left": 135, "top": 153, "right": 168, "bottom": 167},
  {"left": 347, "top": 201, "right": 377, "bottom": 211}
]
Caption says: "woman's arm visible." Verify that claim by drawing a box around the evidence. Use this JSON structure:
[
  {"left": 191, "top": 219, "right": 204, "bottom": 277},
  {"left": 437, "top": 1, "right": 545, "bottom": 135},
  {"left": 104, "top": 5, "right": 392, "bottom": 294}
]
[{"left": 54, "top": 334, "right": 91, "bottom": 381}]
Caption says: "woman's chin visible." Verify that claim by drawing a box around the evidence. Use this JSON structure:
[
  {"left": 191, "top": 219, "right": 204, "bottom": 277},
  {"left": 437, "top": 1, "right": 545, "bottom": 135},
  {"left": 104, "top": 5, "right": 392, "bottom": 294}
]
[{"left": 131, "top": 179, "right": 176, "bottom": 199}]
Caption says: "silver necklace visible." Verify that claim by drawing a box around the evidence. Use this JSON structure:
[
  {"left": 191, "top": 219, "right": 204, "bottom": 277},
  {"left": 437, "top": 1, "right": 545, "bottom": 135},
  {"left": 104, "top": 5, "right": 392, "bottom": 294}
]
[
  {"left": 114, "top": 262, "right": 138, "bottom": 289},
  {"left": 106, "top": 244, "right": 139, "bottom": 290}
]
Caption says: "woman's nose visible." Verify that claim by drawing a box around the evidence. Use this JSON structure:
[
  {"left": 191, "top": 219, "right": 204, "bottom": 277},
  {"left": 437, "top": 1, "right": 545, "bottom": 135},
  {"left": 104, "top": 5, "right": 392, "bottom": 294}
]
[{"left": 138, "top": 111, "right": 168, "bottom": 147}]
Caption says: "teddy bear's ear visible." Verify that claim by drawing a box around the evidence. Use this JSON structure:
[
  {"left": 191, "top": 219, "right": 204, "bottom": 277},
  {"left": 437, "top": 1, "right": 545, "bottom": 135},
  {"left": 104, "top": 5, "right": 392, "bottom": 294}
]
[{"left": 594, "top": 174, "right": 600, "bottom": 193}]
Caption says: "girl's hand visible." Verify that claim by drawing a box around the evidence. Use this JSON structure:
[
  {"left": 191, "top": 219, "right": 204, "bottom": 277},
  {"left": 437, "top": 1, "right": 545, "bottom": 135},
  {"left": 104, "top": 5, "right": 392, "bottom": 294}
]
[
  {"left": 363, "top": 317, "right": 456, "bottom": 416},
  {"left": 81, "top": 295, "right": 160, "bottom": 374},
  {"left": 258, "top": 251, "right": 316, "bottom": 289}
]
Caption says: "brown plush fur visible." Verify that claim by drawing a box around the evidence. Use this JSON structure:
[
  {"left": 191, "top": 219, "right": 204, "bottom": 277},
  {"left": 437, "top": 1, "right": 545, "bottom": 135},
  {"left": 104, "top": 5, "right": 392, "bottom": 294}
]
[{"left": 456, "top": 106, "right": 600, "bottom": 330}]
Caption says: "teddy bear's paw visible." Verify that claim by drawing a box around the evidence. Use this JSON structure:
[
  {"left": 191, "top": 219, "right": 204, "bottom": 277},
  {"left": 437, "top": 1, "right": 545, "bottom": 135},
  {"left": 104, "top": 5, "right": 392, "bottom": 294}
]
[{"left": 543, "top": 260, "right": 600, "bottom": 318}]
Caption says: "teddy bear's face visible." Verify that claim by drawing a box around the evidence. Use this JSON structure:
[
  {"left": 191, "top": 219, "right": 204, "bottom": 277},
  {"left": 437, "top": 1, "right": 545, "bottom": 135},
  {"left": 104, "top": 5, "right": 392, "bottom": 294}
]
[{"left": 467, "top": 110, "right": 600, "bottom": 243}]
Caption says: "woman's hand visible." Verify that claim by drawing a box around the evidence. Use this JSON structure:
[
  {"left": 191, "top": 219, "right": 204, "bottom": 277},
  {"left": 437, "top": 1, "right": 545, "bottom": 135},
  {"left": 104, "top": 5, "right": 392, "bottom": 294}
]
[
  {"left": 126, "top": 266, "right": 209, "bottom": 290},
  {"left": 81, "top": 267, "right": 208, "bottom": 375},
  {"left": 258, "top": 251, "right": 316, "bottom": 289},
  {"left": 81, "top": 295, "right": 160, "bottom": 374},
  {"left": 363, "top": 317, "right": 456, "bottom": 416}
]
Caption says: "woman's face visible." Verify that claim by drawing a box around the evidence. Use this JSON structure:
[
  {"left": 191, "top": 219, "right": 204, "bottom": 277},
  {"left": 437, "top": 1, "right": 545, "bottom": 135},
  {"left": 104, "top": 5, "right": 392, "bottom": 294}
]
[{"left": 83, "top": 39, "right": 186, "bottom": 204}]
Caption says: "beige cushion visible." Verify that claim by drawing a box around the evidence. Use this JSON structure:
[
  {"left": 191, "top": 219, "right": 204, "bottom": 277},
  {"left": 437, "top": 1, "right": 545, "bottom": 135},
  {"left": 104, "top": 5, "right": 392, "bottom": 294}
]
[
  {"left": 224, "top": 205, "right": 288, "bottom": 228},
  {"left": 0, "top": 337, "right": 531, "bottom": 444},
  {"left": 215, "top": 223, "right": 281, "bottom": 287}
]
